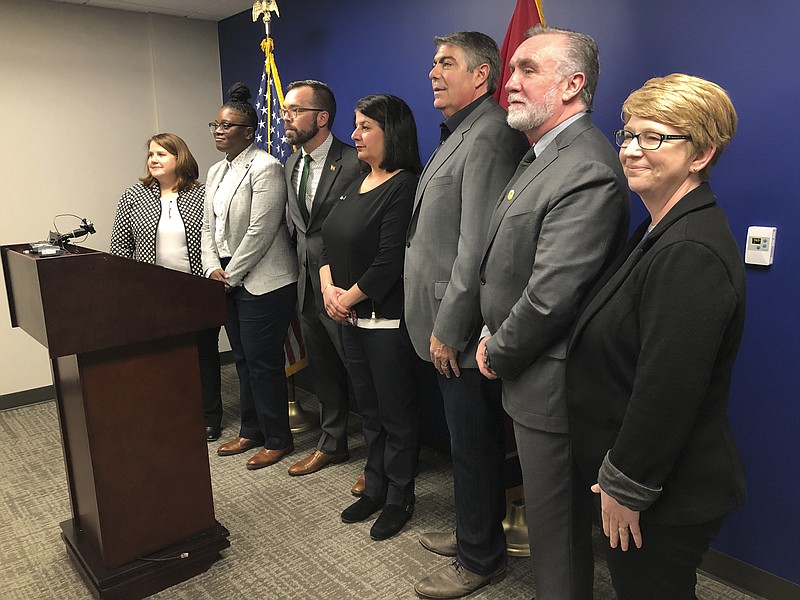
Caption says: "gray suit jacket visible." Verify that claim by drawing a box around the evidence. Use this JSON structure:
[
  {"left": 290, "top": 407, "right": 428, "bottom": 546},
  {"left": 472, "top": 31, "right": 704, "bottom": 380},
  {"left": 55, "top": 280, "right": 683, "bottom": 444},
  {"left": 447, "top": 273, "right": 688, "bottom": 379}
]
[
  {"left": 201, "top": 145, "right": 298, "bottom": 295},
  {"left": 285, "top": 136, "right": 361, "bottom": 310},
  {"left": 404, "top": 96, "right": 529, "bottom": 368},
  {"left": 479, "top": 114, "right": 630, "bottom": 433}
]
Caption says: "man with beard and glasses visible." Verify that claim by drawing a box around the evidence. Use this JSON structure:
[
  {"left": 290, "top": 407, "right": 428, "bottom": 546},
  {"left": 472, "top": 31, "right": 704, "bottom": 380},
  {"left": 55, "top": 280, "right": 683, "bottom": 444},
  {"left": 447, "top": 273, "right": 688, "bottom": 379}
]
[
  {"left": 283, "top": 80, "right": 363, "bottom": 489},
  {"left": 475, "top": 27, "right": 630, "bottom": 599}
]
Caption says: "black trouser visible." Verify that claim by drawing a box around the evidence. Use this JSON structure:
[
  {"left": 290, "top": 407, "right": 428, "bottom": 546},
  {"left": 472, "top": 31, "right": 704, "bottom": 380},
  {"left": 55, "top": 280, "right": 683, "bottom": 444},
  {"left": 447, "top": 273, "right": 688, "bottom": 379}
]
[
  {"left": 225, "top": 282, "right": 296, "bottom": 450},
  {"left": 197, "top": 327, "right": 222, "bottom": 428},
  {"left": 604, "top": 514, "right": 728, "bottom": 600},
  {"left": 341, "top": 326, "right": 419, "bottom": 505}
]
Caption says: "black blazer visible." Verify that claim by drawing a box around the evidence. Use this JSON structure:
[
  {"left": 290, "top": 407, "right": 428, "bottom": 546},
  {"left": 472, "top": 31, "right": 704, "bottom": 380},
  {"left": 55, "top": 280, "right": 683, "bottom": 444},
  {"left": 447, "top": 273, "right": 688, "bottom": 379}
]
[{"left": 567, "top": 183, "right": 747, "bottom": 525}]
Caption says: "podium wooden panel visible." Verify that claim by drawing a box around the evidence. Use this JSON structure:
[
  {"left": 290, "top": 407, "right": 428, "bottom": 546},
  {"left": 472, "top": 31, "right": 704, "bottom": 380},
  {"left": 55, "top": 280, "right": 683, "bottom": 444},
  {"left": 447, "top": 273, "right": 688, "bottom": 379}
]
[{"left": 1, "top": 244, "right": 230, "bottom": 599}]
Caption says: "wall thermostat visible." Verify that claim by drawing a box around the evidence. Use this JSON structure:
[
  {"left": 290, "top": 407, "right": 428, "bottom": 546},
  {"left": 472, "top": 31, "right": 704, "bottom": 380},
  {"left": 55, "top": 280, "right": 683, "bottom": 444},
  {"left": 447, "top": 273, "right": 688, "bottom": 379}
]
[{"left": 744, "top": 226, "right": 776, "bottom": 266}]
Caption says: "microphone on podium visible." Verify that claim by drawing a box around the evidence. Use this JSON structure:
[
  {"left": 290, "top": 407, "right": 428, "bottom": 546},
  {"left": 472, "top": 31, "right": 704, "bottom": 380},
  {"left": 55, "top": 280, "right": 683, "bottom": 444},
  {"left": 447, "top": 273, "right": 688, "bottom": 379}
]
[
  {"left": 49, "top": 218, "right": 97, "bottom": 245},
  {"left": 28, "top": 216, "right": 97, "bottom": 256}
]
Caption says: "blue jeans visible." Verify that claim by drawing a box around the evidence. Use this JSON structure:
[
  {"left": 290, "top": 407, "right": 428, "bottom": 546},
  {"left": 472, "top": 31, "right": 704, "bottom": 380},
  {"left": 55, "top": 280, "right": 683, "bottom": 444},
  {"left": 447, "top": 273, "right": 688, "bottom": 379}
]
[{"left": 438, "top": 368, "right": 506, "bottom": 575}]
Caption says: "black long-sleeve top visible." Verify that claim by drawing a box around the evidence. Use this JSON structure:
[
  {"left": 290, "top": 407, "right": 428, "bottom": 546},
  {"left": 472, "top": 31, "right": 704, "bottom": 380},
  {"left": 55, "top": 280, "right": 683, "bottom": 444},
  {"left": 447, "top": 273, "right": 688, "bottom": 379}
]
[{"left": 320, "top": 170, "right": 416, "bottom": 319}]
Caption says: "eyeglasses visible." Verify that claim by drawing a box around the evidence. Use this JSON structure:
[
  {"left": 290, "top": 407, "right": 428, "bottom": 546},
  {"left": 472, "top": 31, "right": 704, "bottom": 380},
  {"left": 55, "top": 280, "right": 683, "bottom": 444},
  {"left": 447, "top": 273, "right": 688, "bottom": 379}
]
[
  {"left": 208, "top": 121, "right": 251, "bottom": 132},
  {"left": 279, "top": 107, "right": 324, "bottom": 119},
  {"left": 615, "top": 129, "right": 692, "bottom": 151}
]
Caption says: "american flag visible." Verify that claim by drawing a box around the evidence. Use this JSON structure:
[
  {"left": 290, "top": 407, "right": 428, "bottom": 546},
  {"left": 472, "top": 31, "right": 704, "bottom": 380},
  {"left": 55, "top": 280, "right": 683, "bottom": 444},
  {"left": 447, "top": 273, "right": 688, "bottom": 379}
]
[
  {"left": 254, "top": 64, "right": 293, "bottom": 162},
  {"left": 254, "top": 52, "right": 308, "bottom": 376}
]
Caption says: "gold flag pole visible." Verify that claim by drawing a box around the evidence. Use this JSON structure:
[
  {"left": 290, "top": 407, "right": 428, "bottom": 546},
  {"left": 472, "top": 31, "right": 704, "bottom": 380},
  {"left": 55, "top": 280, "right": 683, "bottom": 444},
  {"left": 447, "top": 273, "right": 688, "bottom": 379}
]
[
  {"left": 253, "top": 1, "right": 279, "bottom": 152},
  {"left": 253, "top": 1, "right": 316, "bottom": 434}
]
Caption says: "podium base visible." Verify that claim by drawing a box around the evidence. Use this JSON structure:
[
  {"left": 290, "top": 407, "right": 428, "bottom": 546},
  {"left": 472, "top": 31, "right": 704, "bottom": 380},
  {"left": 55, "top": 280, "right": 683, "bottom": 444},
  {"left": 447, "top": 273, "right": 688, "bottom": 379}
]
[{"left": 60, "top": 519, "right": 230, "bottom": 599}]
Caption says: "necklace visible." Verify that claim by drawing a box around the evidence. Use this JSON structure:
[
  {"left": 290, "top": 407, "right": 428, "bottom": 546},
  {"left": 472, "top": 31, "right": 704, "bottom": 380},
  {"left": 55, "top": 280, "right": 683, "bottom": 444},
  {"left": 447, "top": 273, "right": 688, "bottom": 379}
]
[{"left": 161, "top": 194, "right": 177, "bottom": 218}]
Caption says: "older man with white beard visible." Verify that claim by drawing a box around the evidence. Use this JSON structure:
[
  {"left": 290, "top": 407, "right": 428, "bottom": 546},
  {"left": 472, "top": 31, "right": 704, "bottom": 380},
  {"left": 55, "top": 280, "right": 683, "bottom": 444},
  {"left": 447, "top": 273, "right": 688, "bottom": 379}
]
[{"left": 475, "top": 26, "right": 630, "bottom": 599}]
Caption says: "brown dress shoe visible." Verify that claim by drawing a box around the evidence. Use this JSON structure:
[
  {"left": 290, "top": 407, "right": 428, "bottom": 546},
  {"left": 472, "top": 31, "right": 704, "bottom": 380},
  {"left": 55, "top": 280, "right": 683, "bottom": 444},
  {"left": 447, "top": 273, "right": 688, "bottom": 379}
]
[
  {"left": 351, "top": 472, "right": 366, "bottom": 496},
  {"left": 217, "top": 437, "right": 261, "bottom": 456},
  {"left": 288, "top": 450, "right": 349, "bottom": 476},
  {"left": 245, "top": 445, "right": 294, "bottom": 470}
]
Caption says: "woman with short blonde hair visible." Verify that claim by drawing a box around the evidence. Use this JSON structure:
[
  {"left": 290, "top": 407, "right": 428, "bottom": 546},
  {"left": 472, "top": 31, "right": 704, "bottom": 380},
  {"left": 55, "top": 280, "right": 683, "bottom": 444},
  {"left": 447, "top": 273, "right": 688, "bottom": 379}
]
[{"left": 567, "top": 74, "right": 747, "bottom": 599}]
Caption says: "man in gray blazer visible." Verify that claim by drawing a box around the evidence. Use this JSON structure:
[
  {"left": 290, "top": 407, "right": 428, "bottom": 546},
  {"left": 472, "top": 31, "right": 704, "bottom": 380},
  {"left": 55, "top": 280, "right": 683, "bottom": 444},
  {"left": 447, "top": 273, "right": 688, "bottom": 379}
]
[
  {"left": 281, "top": 80, "right": 362, "bottom": 482},
  {"left": 477, "top": 27, "right": 630, "bottom": 599},
  {"left": 406, "top": 32, "right": 529, "bottom": 599}
]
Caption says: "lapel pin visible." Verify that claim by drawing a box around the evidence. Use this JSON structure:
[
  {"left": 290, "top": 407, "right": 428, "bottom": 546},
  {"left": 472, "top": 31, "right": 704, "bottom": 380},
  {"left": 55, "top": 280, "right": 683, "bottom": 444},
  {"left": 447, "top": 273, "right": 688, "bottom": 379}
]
[
  {"left": 507, "top": 190, "right": 515, "bottom": 201},
  {"left": 330, "top": 164, "right": 336, "bottom": 171}
]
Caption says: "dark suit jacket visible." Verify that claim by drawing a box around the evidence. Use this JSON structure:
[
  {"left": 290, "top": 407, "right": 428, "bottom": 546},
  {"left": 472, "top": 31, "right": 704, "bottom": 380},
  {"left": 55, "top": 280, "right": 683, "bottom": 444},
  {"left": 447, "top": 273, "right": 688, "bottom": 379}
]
[
  {"left": 479, "top": 114, "right": 630, "bottom": 433},
  {"left": 404, "top": 96, "right": 529, "bottom": 368},
  {"left": 567, "top": 183, "right": 747, "bottom": 525},
  {"left": 285, "top": 136, "right": 361, "bottom": 311}
]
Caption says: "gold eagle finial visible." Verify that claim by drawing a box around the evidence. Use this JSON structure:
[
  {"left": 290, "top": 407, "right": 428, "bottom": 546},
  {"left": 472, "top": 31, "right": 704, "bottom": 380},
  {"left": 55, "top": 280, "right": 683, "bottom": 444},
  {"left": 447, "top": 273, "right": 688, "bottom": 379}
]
[{"left": 252, "top": 0, "right": 280, "bottom": 23}]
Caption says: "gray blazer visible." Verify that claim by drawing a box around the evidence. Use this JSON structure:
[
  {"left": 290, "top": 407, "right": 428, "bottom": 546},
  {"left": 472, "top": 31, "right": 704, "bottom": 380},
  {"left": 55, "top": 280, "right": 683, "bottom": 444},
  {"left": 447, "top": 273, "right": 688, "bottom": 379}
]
[
  {"left": 285, "top": 136, "right": 361, "bottom": 310},
  {"left": 479, "top": 114, "right": 630, "bottom": 433},
  {"left": 404, "top": 96, "right": 529, "bottom": 368},
  {"left": 201, "top": 145, "right": 298, "bottom": 295}
]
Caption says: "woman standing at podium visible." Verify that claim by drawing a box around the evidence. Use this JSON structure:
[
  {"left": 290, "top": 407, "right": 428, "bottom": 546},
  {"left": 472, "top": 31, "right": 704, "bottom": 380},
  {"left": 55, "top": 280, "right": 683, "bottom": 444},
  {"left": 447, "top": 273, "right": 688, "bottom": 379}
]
[
  {"left": 110, "top": 132, "right": 223, "bottom": 442},
  {"left": 202, "top": 83, "right": 299, "bottom": 470}
]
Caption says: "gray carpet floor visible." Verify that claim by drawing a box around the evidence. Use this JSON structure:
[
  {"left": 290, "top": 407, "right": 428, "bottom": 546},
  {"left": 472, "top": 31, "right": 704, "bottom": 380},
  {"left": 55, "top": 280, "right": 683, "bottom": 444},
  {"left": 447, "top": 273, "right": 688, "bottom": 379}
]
[{"left": 0, "top": 364, "right": 760, "bottom": 599}]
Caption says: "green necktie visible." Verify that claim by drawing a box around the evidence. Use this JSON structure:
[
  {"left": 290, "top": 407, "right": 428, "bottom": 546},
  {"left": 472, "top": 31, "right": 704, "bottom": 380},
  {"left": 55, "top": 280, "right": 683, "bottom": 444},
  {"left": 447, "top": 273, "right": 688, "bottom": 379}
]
[{"left": 298, "top": 154, "right": 312, "bottom": 224}]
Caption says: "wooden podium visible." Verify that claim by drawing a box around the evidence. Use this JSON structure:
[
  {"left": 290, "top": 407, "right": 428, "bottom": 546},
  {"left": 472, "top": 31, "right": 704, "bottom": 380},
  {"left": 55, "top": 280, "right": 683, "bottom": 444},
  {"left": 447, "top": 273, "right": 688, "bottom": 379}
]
[{"left": 1, "top": 244, "right": 231, "bottom": 599}]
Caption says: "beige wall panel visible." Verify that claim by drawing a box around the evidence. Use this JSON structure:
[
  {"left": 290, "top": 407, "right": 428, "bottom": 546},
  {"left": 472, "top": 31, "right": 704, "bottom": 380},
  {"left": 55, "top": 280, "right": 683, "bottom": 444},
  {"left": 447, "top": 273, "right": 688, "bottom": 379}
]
[{"left": 0, "top": 0, "right": 225, "bottom": 395}]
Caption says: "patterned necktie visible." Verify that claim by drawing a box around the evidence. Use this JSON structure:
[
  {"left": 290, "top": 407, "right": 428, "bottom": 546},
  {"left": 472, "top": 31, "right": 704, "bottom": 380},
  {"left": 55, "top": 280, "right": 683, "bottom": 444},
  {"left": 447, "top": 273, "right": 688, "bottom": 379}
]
[{"left": 298, "top": 154, "right": 313, "bottom": 224}]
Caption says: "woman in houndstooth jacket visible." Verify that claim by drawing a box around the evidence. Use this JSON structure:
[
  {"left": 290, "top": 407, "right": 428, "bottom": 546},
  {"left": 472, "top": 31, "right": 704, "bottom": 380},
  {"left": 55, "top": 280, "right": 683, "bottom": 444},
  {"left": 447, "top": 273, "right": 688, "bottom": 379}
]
[{"left": 110, "top": 132, "right": 223, "bottom": 441}]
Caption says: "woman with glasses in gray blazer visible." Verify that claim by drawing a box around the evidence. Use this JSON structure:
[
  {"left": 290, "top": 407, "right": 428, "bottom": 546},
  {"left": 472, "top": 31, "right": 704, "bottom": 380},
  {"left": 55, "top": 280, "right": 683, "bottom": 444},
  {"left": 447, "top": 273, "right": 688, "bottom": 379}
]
[{"left": 202, "top": 83, "right": 298, "bottom": 471}]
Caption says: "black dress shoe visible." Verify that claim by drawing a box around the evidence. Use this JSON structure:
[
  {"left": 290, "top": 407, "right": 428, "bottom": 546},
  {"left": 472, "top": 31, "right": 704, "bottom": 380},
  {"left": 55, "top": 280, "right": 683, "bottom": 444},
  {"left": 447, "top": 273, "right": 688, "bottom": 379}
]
[
  {"left": 205, "top": 426, "right": 222, "bottom": 442},
  {"left": 341, "top": 495, "right": 384, "bottom": 523},
  {"left": 370, "top": 496, "right": 414, "bottom": 541}
]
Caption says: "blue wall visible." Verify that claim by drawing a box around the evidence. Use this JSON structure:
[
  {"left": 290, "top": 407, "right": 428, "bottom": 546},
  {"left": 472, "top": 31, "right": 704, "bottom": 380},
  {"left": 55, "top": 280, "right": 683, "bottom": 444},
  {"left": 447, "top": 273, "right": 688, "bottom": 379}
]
[{"left": 219, "top": 0, "right": 800, "bottom": 585}]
